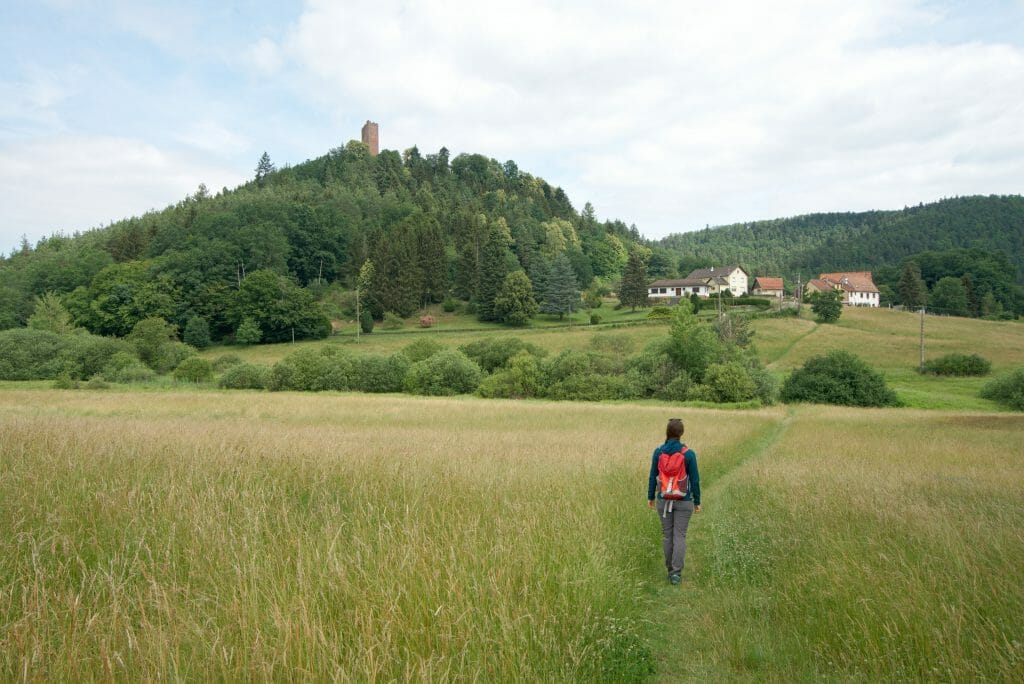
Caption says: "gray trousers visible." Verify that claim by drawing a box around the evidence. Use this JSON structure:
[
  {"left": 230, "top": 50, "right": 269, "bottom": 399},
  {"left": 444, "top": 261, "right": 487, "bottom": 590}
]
[{"left": 656, "top": 499, "right": 694, "bottom": 575}]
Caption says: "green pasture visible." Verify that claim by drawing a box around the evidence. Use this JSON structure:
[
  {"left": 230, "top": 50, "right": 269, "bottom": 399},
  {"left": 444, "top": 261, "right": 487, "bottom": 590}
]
[{"left": 0, "top": 390, "right": 1021, "bottom": 680}]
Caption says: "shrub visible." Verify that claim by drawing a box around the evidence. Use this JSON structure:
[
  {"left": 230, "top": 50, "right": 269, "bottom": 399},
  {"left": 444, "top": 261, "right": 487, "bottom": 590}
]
[
  {"left": 218, "top": 363, "right": 271, "bottom": 390},
  {"left": 349, "top": 353, "right": 410, "bottom": 393},
  {"left": 402, "top": 338, "right": 446, "bottom": 363},
  {"left": 404, "top": 350, "right": 482, "bottom": 396},
  {"left": 701, "top": 361, "right": 758, "bottom": 403},
  {"left": 183, "top": 316, "right": 212, "bottom": 349},
  {"left": 590, "top": 312, "right": 602, "bottom": 325},
  {"left": 781, "top": 350, "right": 900, "bottom": 407},
  {"left": 236, "top": 317, "right": 262, "bottom": 345},
  {"left": 128, "top": 317, "right": 179, "bottom": 369},
  {"left": 59, "top": 333, "right": 132, "bottom": 380},
  {"left": 809, "top": 290, "right": 843, "bottom": 323},
  {"left": 647, "top": 307, "right": 673, "bottom": 320},
  {"left": 723, "top": 297, "right": 773, "bottom": 311},
  {"left": 540, "top": 349, "right": 595, "bottom": 385},
  {"left": 979, "top": 368, "right": 1024, "bottom": 411},
  {"left": 155, "top": 341, "right": 196, "bottom": 374},
  {"left": 459, "top": 337, "right": 546, "bottom": 374},
  {"left": 359, "top": 309, "right": 374, "bottom": 334},
  {"left": 212, "top": 354, "right": 244, "bottom": 372},
  {"left": 748, "top": 366, "right": 780, "bottom": 405},
  {"left": 382, "top": 312, "right": 404, "bottom": 330},
  {"left": 477, "top": 352, "right": 543, "bottom": 399},
  {"left": 920, "top": 353, "right": 991, "bottom": 377},
  {"left": 443, "top": 297, "right": 459, "bottom": 313},
  {"left": 658, "top": 373, "right": 692, "bottom": 402},
  {"left": 268, "top": 347, "right": 354, "bottom": 392},
  {"left": 546, "top": 373, "right": 628, "bottom": 402},
  {"left": 0, "top": 328, "right": 66, "bottom": 379},
  {"left": 173, "top": 357, "right": 214, "bottom": 383},
  {"left": 623, "top": 341, "right": 678, "bottom": 399},
  {"left": 418, "top": 315, "right": 436, "bottom": 328},
  {"left": 52, "top": 373, "right": 79, "bottom": 390},
  {"left": 102, "top": 352, "right": 156, "bottom": 383},
  {"left": 85, "top": 376, "right": 110, "bottom": 390}
]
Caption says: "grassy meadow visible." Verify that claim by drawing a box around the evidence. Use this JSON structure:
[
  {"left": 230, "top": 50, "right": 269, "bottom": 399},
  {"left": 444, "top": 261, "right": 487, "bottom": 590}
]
[{"left": 1, "top": 388, "right": 1022, "bottom": 680}]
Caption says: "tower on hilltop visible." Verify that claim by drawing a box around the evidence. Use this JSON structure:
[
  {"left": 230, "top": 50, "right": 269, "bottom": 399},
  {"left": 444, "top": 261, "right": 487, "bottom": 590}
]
[{"left": 361, "top": 120, "right": 379, "bottom": 156}]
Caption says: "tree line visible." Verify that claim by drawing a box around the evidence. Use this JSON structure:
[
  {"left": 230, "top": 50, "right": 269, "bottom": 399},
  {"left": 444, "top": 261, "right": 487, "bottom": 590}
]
[{"left": 0, "top": 141, "right": 649, "bottom": 341}]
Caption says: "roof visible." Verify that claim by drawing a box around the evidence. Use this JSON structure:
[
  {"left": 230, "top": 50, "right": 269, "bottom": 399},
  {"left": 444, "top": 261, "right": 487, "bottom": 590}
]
[
  {"left": 686, "top": 265, "right": 749, "bottom": 279},
  {"left": 753, "top": 277, "right": 784, "bottom": 290},
  {"left": 805, "top": 278, "right": 834, "bottom": 292},
  {"left": 819, "top": 271, "right": 879, "bottom": 293},
  {"left": 649, "top": 278, "right": 709, "bottom": 288}
]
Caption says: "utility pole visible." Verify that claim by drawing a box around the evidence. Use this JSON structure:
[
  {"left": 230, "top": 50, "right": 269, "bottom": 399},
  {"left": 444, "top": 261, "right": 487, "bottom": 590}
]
[{"left": 919, "top": 306, "right": 925, "bottom": 371}]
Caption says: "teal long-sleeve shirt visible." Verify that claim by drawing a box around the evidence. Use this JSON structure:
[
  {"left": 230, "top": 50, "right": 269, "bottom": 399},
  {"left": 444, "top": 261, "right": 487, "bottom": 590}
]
[{"left": 647, "top": 439, "right": 700, "bottom": 505}]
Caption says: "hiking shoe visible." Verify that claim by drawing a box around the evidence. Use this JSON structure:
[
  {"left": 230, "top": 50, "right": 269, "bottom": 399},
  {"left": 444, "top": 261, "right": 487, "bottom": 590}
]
[{"left": 669, "top": 573, "right": 681, "bottom": 585}]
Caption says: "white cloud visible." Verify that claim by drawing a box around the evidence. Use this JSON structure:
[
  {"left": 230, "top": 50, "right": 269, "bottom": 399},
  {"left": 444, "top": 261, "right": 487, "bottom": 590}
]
[
  {"left": 176, "top": 120, "right": 251, "bottom": 155},
  {"left": 0, "top": 136, "right": 246, "bottom": 250},
  {"left": 281, "top": 0, "right": 1024, "bottom": 236},
  {"left": 247, "top": 37, "right": 283, "bottom": 75}
]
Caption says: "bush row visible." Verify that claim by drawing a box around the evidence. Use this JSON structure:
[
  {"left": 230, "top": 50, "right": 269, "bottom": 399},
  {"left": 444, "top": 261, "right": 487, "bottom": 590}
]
[
  {"left": 215, "top": 335, "right": 781, "bottom": 405},
  {"left": 919, "top": 353, "right": 991, "bottom": 376}
]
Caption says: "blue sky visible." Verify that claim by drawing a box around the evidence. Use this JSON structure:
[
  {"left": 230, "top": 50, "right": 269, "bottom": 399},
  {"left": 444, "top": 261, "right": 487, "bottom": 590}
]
[{"left": 2, "top": 0, "right": 1023, "bottom": 255}]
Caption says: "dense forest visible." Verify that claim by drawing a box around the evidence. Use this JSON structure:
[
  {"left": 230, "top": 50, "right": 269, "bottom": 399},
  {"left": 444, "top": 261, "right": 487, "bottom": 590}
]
[{"left": 0, "top": 141, "right": 644, "bottom": 341}]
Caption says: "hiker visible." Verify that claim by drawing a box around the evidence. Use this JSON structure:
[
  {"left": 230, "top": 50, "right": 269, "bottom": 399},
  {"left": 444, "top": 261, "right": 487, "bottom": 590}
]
[{"left": 647, "top": 418, "right": 701, "bottom": 584}]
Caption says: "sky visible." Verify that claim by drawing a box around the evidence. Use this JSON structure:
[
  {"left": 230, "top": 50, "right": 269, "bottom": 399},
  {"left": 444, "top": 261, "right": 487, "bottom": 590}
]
[{"left": 2, "top": 0, "right": 1023, "bottom": 255}]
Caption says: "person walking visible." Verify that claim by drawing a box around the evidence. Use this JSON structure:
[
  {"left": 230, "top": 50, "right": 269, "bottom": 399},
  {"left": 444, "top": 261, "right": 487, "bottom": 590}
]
[{"left": 647, "top": 418, "right": 701, "bottom": 584}]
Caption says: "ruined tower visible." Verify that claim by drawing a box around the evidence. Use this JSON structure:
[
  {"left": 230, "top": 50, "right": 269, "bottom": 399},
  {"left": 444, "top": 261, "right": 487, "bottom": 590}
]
[{"left": 361, "top": 120, "right": 379, "bottom": 156}]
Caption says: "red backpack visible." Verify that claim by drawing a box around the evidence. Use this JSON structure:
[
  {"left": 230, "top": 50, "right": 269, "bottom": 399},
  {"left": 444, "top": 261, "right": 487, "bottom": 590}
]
[{"left": 657, "top": 446, "right": 689, "bottom": 500}]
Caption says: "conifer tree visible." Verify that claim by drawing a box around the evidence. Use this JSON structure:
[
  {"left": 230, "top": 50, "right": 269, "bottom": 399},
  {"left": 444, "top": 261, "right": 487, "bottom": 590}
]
[
  {"left": 254, "top": 152, "right": 275, "bottom": 185},
  {"left": 897, "top": 262, "right": 927, "bottom": 308},
  {"left": 540, "top": 253, "right": 580, "bottom": 319},
  {"left": 476, "top": 219, "right": 517, "bottom": 321},
  {"left": 371, "top": 225, "right": 424, "bottom": 318},
  {"left": 619, "top": 251, "right": 650, "bottom": 310},
  {"left": 415, "top": 215, "right": 449, "bottom": 304}
]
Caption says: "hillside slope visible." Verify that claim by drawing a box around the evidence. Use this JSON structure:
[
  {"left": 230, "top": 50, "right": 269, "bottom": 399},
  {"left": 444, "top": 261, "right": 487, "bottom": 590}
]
[{"left": 659, "top": 195, "right": 1024, "bottom": 283}]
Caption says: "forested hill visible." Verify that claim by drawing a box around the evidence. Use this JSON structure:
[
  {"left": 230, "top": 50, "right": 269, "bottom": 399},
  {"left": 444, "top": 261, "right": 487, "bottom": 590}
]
[
  {"left": 659, "top": 195, "right": 1024, "bottom": 284},
  {"left": 0, "top": 141, "right": 642, "bottom": 339}
]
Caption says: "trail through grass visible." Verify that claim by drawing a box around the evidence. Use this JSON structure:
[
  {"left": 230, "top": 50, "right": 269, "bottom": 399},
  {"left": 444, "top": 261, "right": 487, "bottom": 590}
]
[
  {"left": 650, "top": 405, "right": 1024, "bottom": 681},
  {"left": 1, "top": 389, "right": 1020, "bottom": 680}
]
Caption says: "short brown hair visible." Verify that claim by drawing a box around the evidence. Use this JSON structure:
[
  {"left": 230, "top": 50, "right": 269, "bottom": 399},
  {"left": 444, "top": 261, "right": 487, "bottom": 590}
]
[{"left": 666, "top": 418, "right": 684, "bottom": 441}]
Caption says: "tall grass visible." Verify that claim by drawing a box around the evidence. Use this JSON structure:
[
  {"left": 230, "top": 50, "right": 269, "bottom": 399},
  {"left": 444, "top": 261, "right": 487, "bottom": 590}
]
[
  {"left": 0, "top": 389, "right": 770, "bottom": 681},
  {"left": 670, "top": 406, "right": 1024, "bottom": 680},
  {"left": 2, "top": 390, "right": 1020, "bottom": 679}
]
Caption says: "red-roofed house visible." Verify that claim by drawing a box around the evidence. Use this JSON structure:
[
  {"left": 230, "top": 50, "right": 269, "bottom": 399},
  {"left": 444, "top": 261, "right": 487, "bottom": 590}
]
[
  {"left": 752, "top": 276, "right": 784, "bottom": 299},
  {"left": 805, "top": 272, "right": 880, "bottom": 307}
]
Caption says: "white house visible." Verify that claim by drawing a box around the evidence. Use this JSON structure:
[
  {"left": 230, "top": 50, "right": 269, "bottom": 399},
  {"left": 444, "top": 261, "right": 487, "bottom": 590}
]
[
  {"left": 806, "top": 272, "right": 880, "bottom": 307},
  {"left": 686, "top": 265, "right": 749, "bottom": 297},
  {"left": 648, "top": 278, "right": 710, "bottom": 300}
]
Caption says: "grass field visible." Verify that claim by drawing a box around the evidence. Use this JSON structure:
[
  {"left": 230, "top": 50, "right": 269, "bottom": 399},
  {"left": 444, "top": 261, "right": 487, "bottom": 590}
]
[
  {"left": 200, "top": 305, "right": 1024, "bottom": 411},
  {"left": 1, "top": 389, "right": 1021, "bottom": 680}
]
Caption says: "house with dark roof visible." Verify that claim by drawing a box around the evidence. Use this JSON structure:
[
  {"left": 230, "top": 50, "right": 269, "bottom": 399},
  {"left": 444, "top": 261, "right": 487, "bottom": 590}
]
[
  {"left": 685, "top": 265, "right": 749, "bottom": 297},
  {"left": 648, "top": 278, "right": 709, "bottom": 300}
]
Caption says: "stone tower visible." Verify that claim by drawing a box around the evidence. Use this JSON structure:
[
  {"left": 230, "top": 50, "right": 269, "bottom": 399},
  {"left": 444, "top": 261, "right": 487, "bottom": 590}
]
[{"left": 361, "top": 120, "right": 379, "bottom": 156}]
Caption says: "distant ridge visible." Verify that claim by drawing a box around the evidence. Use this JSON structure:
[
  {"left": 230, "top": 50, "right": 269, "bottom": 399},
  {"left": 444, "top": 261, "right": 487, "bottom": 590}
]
[{"left": 657, "top": 195, "right": 1024, "bottom": 283}]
